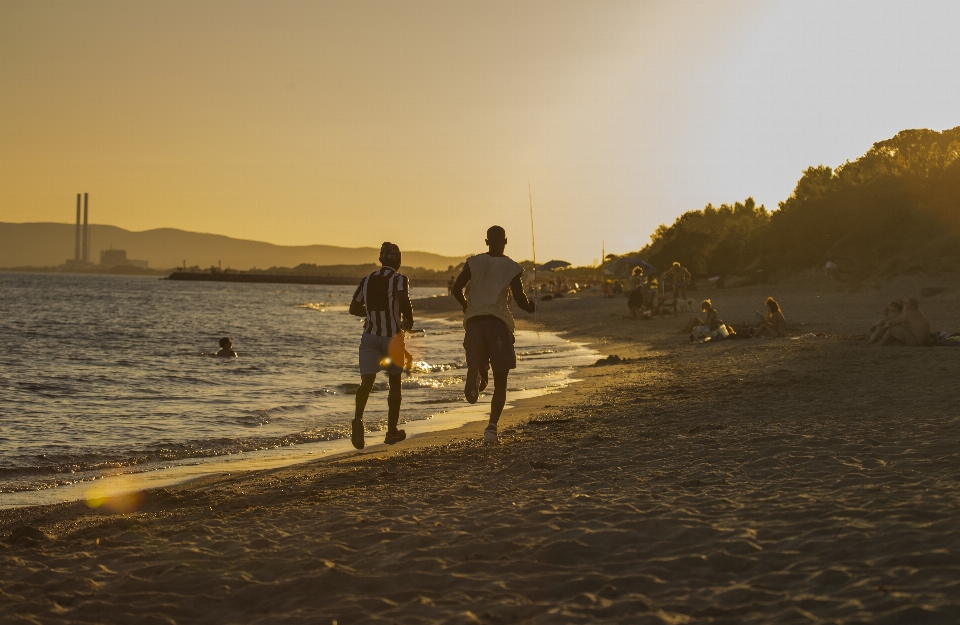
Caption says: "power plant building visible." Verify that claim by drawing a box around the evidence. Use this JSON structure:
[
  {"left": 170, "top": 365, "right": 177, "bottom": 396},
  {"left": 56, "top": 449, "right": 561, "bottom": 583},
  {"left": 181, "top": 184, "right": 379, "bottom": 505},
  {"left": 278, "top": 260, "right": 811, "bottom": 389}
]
[{"left": 100, "top": 249, "right": 148, "bottom": 269}]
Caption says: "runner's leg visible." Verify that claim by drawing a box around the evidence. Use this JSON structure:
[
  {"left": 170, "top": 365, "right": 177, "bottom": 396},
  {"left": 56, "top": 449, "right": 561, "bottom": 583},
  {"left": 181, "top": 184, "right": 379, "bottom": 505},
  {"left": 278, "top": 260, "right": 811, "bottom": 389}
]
[
  {"left": 489, "top": 370, "right": 509, "bottom": 426},
  {"left": 387, "top": 373, "right": 402, "bottom": 432},
  {"left": 352, "top": 373, "right": 377, "bottom": 449},
  {"left": 355, "top": 374, "right": 377, "bottom": 420}
]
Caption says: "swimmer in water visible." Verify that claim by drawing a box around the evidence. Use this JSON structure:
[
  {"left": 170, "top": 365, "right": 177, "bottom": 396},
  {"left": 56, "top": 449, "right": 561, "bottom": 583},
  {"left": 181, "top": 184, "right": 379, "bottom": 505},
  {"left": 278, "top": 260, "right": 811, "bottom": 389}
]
[{"left": 216, "top": 337, "right": 238, "bottom": 357}]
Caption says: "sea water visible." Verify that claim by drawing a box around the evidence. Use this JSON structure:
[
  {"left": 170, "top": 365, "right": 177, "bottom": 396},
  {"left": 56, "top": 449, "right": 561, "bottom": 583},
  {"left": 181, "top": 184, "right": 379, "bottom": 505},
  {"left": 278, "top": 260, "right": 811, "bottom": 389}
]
[{"left": 0, "top": 272, "right": 595, "bottom": 506}]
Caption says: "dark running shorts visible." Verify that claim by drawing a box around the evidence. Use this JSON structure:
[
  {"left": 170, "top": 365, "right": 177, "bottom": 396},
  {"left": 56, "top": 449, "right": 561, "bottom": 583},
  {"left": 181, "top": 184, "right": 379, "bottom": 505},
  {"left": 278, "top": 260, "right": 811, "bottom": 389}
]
[{"left": 464, "top": 316, "right": 516, "bottom": 372}]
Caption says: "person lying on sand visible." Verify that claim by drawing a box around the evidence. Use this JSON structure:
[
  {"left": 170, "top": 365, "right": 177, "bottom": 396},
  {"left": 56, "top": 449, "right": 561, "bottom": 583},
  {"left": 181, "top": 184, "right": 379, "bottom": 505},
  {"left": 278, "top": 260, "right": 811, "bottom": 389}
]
[
  {"left": 869, "top": 299, "right": 904, "bottom": 344},
  {"left": 880, "top": 297, "right": 932, "bottom": 347},
  {"left": 452, "top": 225, "right": 536, "bottom": 444},
  {"left": 754, "top": 297, "right": 788, "bottom": 338},
  {"left": 348, "top": 242, "right": 414, "bottom": 449},
  {"left": 680, "top": 299, "right": 721, "bottom": 334},
  {"left": 216, "top": 337, "right": 237, "bottom": 357}
]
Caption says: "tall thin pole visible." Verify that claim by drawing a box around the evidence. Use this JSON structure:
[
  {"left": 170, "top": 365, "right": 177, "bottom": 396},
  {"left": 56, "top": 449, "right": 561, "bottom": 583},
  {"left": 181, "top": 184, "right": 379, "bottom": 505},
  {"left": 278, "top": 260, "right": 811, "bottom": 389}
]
[
  {"left": 528, "top": 182, "right": 539, "bottom": 330},
  {"left": 82, "top": 193, "right": 89, "bottom": 263},
  {"left": 74, "top": 194, "right": 82, "bottom": 261},
  {"left": 601, "top": 241, "right": 605, "bottom": 282}
]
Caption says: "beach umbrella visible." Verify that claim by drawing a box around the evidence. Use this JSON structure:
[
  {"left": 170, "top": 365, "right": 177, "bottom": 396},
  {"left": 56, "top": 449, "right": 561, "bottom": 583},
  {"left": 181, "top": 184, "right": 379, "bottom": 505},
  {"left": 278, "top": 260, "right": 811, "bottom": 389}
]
[
  {"left": 605, "top": 257, "right": 657, "bottom": 277},
  {"left": 537, "top": 260, "right": 572, "bottom": 271}
]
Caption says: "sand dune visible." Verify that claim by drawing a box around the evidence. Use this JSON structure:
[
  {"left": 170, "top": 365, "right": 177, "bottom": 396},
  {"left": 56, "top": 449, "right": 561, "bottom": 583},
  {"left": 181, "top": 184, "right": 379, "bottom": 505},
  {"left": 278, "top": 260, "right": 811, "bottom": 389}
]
[{"left": 3, "top": 272, "right": 960, "bottom": 623}]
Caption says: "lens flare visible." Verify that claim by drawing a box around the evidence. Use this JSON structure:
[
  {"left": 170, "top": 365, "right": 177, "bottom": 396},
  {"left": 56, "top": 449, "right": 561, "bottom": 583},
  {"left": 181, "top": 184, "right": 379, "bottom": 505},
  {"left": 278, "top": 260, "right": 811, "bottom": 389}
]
[{"left": 84, "top": 475, "right": 145, "bottom": 513}]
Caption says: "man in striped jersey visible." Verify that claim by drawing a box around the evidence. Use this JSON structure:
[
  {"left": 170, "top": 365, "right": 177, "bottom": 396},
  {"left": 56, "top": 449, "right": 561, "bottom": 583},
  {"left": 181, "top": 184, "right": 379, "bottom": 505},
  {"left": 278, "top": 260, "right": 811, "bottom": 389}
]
[{"left": 348, "top": 242, "right": 414, "bottom": 449}]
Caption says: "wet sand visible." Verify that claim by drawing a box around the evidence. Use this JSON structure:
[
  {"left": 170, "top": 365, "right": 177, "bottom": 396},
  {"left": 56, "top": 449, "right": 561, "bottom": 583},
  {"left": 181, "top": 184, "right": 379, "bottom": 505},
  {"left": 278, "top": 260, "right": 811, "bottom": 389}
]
[{"left": 3, "top": 271, "right": 960, "bottom": 623}]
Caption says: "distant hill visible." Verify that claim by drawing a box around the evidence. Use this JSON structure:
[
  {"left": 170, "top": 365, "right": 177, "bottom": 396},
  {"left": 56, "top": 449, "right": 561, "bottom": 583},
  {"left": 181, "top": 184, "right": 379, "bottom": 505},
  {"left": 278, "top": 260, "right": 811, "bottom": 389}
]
[{"left": 0, "top": 223, "right": 466, "bottom": 272}]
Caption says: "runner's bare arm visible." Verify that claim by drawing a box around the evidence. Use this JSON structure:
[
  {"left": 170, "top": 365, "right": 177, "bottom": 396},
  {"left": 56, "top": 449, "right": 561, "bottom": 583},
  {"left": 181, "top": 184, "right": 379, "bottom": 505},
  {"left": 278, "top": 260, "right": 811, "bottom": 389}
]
[
  {"left": 510, "top": 272, "right": 536, "bottom": 313},
  {"left": 452, "top": 263, "right": 471, "bottom": 311},
  {"left": 399, "top": 278, "right": 414, "bottom": 331},
  {"left": 349, "top": 283, "right": 366, "bottom": 317}
]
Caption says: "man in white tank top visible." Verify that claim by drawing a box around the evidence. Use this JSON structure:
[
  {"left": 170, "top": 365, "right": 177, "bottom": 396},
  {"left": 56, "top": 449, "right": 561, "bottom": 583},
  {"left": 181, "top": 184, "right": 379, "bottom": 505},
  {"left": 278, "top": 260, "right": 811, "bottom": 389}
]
[{"left": 452, "top": 226, "right": 537, "bottom": 443}]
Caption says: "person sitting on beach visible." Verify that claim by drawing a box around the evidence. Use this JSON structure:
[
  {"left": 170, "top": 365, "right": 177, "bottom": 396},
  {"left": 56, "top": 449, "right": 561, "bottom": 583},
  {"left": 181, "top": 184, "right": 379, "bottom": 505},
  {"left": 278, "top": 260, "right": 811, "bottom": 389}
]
[
  {"left": 452, "top": 225, "right": 536, "bottom": 444},
  {"left": 624, "top": 284, "right": 646, "bottom": 320},
  {"left": 216, "top": 337, "right": 237, "bottom": 357},
  {"left": 348, "top": 242, "right": 414, "bottom": 449},
  {"left": 869, "top": 299, "right": 904, "bottom": 344},
  {"left": 880, "top": 297, "right": 932, "bottom": 346},
  {"left": 754, "top": 297, "right": 788, "bottom": 338},
  {"left": 679, "top": 299, "right": 721, "bottom": 334},
  {"left": 663, "top": 262, "right": 691, "bottom": 300},
  {"left": 629, "top": 266, "right": 645, "bottom": 292}
]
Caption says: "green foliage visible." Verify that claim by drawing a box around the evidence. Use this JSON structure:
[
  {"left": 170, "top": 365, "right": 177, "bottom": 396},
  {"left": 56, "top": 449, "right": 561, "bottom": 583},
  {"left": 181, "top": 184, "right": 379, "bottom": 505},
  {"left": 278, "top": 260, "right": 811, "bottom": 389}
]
[
  {"left": 768, "top": 127, "right": 960, "bottom": 272},
  {"left": 632, "top": 126, "right": 960, "bottom": 277},
  {"left": 637, "top": 197, "right": 769, "bottom": 276}
]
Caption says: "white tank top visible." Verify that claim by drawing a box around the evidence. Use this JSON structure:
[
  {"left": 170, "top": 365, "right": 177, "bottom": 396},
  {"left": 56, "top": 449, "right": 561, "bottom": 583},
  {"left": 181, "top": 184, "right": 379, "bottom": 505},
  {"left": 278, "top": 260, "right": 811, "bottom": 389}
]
[{"left": 464, "top": 253, "right": 524, "bottom": 333}]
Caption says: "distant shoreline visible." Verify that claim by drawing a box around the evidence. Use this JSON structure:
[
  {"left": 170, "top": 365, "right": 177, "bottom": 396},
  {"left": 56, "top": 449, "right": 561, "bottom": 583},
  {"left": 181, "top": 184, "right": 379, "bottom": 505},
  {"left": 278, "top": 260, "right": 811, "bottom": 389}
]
[{"left": 165, "top": 271, "right": 449, "bottom": 287}]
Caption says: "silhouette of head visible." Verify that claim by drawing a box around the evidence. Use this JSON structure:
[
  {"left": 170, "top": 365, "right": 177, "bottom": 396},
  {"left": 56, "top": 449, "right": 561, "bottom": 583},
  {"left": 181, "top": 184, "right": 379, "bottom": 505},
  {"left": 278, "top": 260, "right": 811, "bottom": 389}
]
[
  {"left": 380, "top": 242, "right": 402, "bottom": 269},
  {"left": 219, "top": 337, "right": 232, "bottom": 348},
  {"left": 485, "top": 226, "right": 507, "bottom": 253},
  {"left": 766, "top": 297, "right": 780, "bottom": 313}
]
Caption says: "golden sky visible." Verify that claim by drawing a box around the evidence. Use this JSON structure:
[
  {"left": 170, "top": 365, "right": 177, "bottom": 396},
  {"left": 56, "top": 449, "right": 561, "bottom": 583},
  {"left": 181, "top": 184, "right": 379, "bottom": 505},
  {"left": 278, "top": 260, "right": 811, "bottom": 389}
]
[{"left": 2, "top": 1, "right": 958, "bottom": 265}]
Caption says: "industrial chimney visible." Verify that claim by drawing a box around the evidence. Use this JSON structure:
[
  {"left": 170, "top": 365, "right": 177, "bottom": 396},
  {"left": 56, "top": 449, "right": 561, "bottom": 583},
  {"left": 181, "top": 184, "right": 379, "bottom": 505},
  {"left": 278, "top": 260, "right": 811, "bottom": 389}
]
[
  {"left": 74, "top": 194, "right": 82, "bottom": 261},
  {"left": 82, "top": 193, "right": 89, "bottom": 263}
]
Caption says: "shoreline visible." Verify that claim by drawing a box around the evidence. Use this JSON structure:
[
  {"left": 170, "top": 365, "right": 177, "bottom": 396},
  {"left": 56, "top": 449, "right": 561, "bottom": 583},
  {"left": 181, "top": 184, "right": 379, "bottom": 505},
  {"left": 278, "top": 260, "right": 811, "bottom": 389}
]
[
  {"left": 4, "top": 280, "right": 960, "bottom": 623},
  {"left": 0, "top": 296, "right": 597, "bottom": 511}
]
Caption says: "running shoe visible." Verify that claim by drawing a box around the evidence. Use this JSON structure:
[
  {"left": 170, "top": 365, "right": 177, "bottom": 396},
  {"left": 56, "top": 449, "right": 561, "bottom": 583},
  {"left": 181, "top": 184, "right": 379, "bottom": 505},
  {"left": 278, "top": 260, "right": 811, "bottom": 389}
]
[
  {"left": 384, "top": 429, "right": 407, "bottom": 445},
  {"left": 483, "top": 423, "right": 498, "bottom": 444},
  {"left": 351, "top": 418, "right": 365, "bottom": 450}
]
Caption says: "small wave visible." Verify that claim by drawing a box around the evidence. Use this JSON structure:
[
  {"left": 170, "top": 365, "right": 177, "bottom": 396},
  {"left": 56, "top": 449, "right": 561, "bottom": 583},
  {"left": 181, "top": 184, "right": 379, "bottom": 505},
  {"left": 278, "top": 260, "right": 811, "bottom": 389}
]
[
  {"left": 516, "top": 346, "right": 577, "bottom": 357},
  {"left": 400, "top": 376, "right": 463, "bottom": 390},
  {"left": 15, "top": 382, "right": 74, "bottom": 397},
  {"left": 406, "top": 360, "right": 464, "bottom": 373},
  {"left": 0, "top": 428, "right": 356, "bottom": 493},
  {"left": 264, "top": 404, "right": 309, "bottom": 414},
  {"left": 240, "top": 404, "right": 309, "bottom": 427},
  {"left": 312, "top": 387, "right": 342, "bottom": 396},
  {"left": 295, "top": 302, "right": 331, "bottom": 312}
]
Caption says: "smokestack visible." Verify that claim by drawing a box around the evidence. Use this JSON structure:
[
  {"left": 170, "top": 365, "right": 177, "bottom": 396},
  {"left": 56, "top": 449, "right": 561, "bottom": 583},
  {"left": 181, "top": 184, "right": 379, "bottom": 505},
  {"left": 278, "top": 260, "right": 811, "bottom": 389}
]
[
  {"left": 74, "top": 194, "right": 82, "bottom": 261},
  {"left": 82, "top": 193, "right": 89, "bottom": 263}
]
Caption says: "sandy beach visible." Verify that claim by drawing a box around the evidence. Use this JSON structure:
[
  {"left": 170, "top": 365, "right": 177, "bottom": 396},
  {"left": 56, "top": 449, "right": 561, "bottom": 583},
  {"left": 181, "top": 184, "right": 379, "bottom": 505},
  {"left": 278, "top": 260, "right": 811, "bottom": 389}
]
[{"left": 3, "top": 272, "right": 960, "bottom": 624}]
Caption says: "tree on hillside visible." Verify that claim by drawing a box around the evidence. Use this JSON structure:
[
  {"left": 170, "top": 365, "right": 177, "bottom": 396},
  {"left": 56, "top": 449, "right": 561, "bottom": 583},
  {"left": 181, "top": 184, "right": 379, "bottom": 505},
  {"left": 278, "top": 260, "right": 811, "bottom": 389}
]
[
  {"left": 770, "top": 127, "right": 960, "bottom": 273},
  {"left": 635, "top": 197, "right": 769, "bottom": 277}
]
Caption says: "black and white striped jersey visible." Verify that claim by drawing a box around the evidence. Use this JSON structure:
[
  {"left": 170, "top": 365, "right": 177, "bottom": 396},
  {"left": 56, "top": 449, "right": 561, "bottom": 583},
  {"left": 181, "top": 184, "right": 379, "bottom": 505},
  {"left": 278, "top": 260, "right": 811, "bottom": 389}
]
[{"left": 350, "top": 267, "right": 412, "bottom": 337}]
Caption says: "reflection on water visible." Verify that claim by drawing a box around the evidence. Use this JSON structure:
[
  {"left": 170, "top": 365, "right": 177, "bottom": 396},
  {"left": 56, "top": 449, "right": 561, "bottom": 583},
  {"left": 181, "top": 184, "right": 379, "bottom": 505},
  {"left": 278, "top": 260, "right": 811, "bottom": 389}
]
[{"left": 0, "top": 272, "right": 595, "bottom": 502}]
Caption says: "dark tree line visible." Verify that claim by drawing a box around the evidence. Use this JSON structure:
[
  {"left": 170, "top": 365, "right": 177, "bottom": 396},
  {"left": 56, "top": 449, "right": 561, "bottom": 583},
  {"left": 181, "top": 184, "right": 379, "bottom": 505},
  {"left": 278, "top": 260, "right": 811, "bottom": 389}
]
[{"left": 633, "top": 127, "right": 960, "bottom": 278}]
